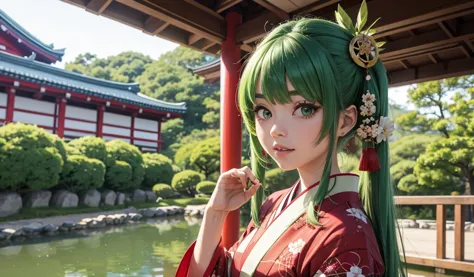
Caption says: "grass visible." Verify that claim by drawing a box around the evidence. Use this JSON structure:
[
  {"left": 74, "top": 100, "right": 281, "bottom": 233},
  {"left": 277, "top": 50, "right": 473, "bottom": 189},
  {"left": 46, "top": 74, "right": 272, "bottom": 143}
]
[{"left": 0, "top": 197, "right": 209, "bottom": 223}]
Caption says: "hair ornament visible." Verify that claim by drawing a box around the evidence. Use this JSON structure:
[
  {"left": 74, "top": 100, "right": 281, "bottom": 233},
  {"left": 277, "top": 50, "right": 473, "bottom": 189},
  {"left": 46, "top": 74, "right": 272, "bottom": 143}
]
[{"left": 335, "top": 1, "right": 392, "bottom": 171}]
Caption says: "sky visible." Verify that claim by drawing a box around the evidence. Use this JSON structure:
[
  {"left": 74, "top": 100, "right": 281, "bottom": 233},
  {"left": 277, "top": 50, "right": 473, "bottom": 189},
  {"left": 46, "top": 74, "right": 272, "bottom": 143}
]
[{"left": 0, "top": 0, "right": 411, "bottom": 107}]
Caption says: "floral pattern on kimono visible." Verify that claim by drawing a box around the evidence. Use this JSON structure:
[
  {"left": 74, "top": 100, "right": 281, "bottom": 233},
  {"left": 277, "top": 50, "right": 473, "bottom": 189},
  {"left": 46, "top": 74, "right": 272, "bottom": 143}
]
[{"left": 176, "top": 174, "right": 385, "bottom": 277}]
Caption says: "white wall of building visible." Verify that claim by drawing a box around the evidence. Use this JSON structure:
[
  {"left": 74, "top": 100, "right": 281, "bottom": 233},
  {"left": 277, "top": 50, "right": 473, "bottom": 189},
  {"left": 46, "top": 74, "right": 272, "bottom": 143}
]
[{"left": 13, "top": 96, "right": 55, "bottom": 128}]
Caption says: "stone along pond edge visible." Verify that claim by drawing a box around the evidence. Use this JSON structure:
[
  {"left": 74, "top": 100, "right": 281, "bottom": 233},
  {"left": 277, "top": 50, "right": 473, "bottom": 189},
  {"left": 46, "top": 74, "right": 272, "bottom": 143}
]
[{"left": 0, "top": 204, "right": 206, "bottom": 245}]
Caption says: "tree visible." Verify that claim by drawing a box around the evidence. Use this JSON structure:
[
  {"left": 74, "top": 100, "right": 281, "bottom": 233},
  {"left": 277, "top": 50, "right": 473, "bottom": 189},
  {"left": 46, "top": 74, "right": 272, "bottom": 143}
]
[
  {"left": 202, "top": 96, "right": 220, "bottom": 129},
  {"left": 65, "top": 51, "right": 153, "bottom": 83},
  {"left": 396, "top": 75, "right": 474, "bottom": 197},
  {"left": 158, "top": 46, "right": 216, "bottom": 68},
  {"left": 189, "top": 137, "right": 220, "bottom": 178}
]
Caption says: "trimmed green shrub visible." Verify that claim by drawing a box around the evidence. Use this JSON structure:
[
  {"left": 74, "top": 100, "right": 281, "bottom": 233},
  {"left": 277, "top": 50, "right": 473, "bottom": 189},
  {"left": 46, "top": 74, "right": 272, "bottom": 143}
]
[
  {"left": 142, "top": 153, "right": 174, "bottom": 188},
  {"left": 105, "top": 140, "right": 145, "bottom": 189},
  {"left": 189, "top": 136, "right": 220, "bottom": 178},
  {"left": 68, "top": 136, "right": 107, "bottom": 163},
  {"left": 171, "top": 170, "right": 203, "bottom": 196},
  {"left": 172, "top": 164, "right": 181, "bottom": 174},
  {"left": 0, "top": 123, "right": 64, "bottom": 191},
  {"left": 196, "top": 181, "right": 216, "bottom": 195},
  {"left": 59, "top": 155, "right": 105, "bottom": 192},
  {"left": 264, "top": 168, "right": 299, "bottom": 195},
  {"left": 105, "top": 160, "right": 133, "bottom": 190},
  {"left": 152, "top": 183, "right": 174, "bottom": 199}
]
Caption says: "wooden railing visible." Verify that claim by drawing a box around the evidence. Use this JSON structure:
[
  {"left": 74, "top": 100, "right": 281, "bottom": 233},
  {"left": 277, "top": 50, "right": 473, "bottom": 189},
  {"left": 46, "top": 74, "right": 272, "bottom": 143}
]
[{"left": 394, "top": 196, "right": 474, "bottom": 273}]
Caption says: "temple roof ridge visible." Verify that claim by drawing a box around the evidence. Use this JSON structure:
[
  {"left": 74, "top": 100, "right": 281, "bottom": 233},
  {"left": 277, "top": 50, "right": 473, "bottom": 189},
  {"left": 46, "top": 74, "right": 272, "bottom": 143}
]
[{"left": 0, "top": 8, "right": 65, "bottom": 61}]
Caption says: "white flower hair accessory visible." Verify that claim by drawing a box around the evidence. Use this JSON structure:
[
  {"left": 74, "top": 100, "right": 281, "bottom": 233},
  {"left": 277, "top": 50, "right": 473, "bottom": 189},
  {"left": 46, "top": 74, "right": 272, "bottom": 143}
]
[{"left": 356, "top": 90, "right": 394, "bottom": 171}]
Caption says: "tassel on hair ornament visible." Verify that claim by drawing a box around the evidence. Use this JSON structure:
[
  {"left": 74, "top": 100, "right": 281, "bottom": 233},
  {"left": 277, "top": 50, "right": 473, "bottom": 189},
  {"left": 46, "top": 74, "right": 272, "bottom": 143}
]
[{"left": 335, "top": 0, "right": 393, "bottom": 171}]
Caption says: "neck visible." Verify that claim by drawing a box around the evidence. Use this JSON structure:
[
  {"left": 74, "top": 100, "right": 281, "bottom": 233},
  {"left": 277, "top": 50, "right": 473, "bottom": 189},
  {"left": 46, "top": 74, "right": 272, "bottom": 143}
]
[{"left": 296, "top": 150, "right": 341, "bottom": 194}]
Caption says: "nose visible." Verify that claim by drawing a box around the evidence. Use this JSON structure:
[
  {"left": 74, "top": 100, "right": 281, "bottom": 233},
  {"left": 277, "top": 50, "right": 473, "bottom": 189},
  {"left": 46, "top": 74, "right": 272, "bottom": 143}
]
[{"left": 270, "top": 122, "right": 287, "bottom": 138}]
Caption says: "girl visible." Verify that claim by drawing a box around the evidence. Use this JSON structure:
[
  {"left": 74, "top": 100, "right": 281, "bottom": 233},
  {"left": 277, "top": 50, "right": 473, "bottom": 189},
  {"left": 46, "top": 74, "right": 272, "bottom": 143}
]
[{"left": 176, "top": 3, "right": 405, "bottom": 277}]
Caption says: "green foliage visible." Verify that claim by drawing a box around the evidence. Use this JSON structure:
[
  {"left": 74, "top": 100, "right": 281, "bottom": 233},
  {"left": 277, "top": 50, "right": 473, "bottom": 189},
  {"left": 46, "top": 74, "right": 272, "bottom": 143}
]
[
  {"left": 396, "top": 75, "right": 474, "bottom": 195},
  {"left": 389, "top": 134, "right": 435, "bottom": 166},
  {"left": 152, "top": 183, "right": 174, "bottom": 199},
  {"left": 105, "top": 160, "right": 133, "bottom": 190},
  {"left": 202, "top": 97, "right": 220, "bottom": 129},
  {"left": 159, "top": 46, "right": 215, "bottom": 68},
  {"left": 264, "top": 168, "right": 299, "bottom": 195},
  {"left": 189, "top": 136, "right": 220, "bottom": 178},
  {"left": 338, "top": 152, "right": 360, "bottom": 174},
  {"left": 68, "top": 136, "right": 107, "bottom": 163},
  {"left": 142, "top": 153, "right": 174, "bottom": 188},
  {"left": 59, "top": 155, "right": 105, "bottom": 192},
  {"left": 65, "top": 51, "right": 152, "bottom": 83},
  {"left": 196, "top": 181, "right": 216, "bottom": 195},
  {"left": 105, "top": 140, "right": 145, "bottom": 189},
  {"left": 171, "top": 170, "right": 203, "bottom": 196},
  {"left": 160, "top": 118, "right": 185, "bottom": 151},
  {"left": 390, "top": 160, "right": 416, "bottom": 186},
  {"left": 171, "top": 129, "right": 220, "bottom": 166},
  {"left": 0, "top": 123, "right": 64, "bottom": 192},
  {"left": 171, "top": 164, "right": 181, "bottom": 174}
]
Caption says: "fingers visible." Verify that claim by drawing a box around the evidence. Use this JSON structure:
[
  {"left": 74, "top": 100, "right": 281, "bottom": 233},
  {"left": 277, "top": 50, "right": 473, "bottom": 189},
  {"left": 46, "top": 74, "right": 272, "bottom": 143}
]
[
  {"left": 243, "top": 181, "right": 261, "bottom": 202},
  {"left": 240, "top": 166, "right": 259, "bottom": 185}
]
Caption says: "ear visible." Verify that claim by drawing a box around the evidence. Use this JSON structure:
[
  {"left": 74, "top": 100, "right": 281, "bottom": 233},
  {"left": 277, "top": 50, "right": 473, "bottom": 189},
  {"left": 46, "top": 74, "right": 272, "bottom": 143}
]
[{"left": 337, "top": 105, "right": 358, "bottom": 137}]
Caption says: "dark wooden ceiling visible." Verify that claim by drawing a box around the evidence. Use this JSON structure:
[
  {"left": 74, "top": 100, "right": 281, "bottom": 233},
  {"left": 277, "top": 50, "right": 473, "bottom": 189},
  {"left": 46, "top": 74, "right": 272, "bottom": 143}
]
[{"left": 62, "top": 0, "right": 474, "bottom": 86}]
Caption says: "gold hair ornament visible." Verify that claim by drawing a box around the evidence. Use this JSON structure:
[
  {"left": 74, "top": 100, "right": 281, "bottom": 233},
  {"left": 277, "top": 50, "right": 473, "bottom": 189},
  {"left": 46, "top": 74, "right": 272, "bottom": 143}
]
[{"left": 335, "top": 0, "right": 385, "bottom": 69}]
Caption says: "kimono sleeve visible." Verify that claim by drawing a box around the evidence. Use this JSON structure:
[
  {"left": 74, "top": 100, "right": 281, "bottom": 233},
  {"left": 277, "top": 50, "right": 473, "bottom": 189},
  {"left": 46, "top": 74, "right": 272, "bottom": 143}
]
[{"left": 175, "top": 221, "right": 257, "bottom": 277}]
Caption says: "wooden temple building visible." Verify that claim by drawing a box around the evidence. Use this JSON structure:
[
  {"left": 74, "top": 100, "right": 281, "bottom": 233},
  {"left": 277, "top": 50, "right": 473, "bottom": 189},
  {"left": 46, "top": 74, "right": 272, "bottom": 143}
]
[
  {"left": 0, "top": 8, "right": 186, "bottom": 152},
  {"left": 61, "top": 0, "right": 474, "bottom": 273}
]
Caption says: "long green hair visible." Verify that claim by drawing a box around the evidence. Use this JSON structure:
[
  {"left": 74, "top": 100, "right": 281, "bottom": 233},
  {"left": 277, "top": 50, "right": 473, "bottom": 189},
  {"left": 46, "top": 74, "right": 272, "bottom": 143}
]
[{"left": 238, "top": 18, "right": 406, "bottom": 276}]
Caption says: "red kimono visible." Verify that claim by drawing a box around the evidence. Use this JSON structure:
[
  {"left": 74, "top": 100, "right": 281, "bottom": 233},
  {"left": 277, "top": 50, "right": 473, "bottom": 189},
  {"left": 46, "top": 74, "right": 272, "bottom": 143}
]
[{"left": 176, "top": 174, "right": 384, "bottom": 277}]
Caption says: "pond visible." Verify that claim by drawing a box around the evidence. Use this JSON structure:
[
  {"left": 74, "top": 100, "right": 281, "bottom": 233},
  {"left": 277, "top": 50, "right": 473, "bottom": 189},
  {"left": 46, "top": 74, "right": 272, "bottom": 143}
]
[{"left": 0, "top": 216, "right": 469, "bottom": 277}]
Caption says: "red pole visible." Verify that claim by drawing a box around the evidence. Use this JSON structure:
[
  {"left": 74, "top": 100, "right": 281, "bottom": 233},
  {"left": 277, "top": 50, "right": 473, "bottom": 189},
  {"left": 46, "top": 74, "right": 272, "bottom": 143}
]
[
  {"left": 96, "top": 106, "right": 105, "bottom": 138},
  {"left": 221, "top": 11, "right": 242, "bottom": 249},
  {"left": 5, "top": 87, "right": 15, "bottom": 123},
  {"left": 56, "top": 98, "right": 66, "bottom": 138},
  {"left": 130, "top": 112, "right": 136, "bottom": 144},
  {"left": 157, "top": 120, "right": 162, "bottom": 151}
]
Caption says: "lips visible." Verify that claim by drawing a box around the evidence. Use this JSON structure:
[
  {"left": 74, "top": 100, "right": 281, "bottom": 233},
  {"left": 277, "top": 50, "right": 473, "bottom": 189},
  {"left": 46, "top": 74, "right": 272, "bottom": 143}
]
[{"left": 272, "top": 144, "right": 295, "bottom": 151}]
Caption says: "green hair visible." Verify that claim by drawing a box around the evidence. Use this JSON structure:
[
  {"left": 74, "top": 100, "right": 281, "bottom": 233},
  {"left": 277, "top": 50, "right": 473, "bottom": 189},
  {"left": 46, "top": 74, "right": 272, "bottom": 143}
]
[{"left": 238, "top": 18, "right": 406, "bottom": 277}]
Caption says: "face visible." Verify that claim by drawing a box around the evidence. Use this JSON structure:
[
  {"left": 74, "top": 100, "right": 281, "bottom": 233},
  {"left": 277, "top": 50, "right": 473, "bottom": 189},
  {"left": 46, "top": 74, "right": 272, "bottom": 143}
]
[{"left": 254, "top": 79, "right": 331, "bottom": 172}]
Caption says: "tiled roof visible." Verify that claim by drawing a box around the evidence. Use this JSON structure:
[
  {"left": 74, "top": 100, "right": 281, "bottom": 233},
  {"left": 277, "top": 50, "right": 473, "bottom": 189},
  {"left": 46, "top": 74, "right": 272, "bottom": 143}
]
[
  {"left": 0, "top": 9, "right": 65, "bottom": 61},
  {"left": 0, "top": 51, "right": 186, "bottom": 114}
]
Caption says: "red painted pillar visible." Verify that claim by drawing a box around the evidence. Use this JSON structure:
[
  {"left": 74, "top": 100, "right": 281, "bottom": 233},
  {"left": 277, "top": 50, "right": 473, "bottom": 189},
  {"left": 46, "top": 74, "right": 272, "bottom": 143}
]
[
  {"left": 5, "top": 87, "right": 16, "bottom": 123},
  {"left": 96, "top": 106, "right": 105, "bottom": 138},
  {"left": 130, "top": 112, "right": 136, "bottom": 145},
  {"left": 157, "top": 120, "right": 162, "bottom": 151},
  {"left": 221, "top": 11, "right": 242, "bottom": 249},
  {"left": 56, "top": 98, "right": 67, "bottom": 138}
]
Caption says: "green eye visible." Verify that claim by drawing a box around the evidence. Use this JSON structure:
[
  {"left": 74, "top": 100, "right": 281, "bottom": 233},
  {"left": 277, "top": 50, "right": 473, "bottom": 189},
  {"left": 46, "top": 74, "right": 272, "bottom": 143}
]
[
  {"left": 301, "top": 106, "right": 314, "bottom": 116},
  {"left": 255, "top": 107, "right": 272, "bottom": 119}
]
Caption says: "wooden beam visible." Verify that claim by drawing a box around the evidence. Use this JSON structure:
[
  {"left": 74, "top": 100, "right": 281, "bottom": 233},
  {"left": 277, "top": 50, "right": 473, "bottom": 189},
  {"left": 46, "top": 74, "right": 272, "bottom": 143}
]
[
  {"left": 144, "top": 0, "right": 225, "bottom": 38},
  {"left": 436, "top": 205, "right": 446, "bottom": 259},
  {"left": 183, "top": 0, "right": 224, "bottom": 20},
  {"left": 296, "top": 0, "right": 341, "bottom": 16},
  {"left": 236, "top": 11, "right": 282, "bottom": 44},
  {"left": 143, "top": 16, "right": 168, "bottom": 35},
  {"left": 399, "top": 60, "right": 410, "bottom": 69},
  {"left": 381, "top": 21, "right": 474, "bottom": 60},
  {"left": 253, "top": 0, "right": 289, "bottom": 20},
  {"left": 202, "top": 40, "right": 216, "bottom": 51},
  {"left": 188, "top": 34, "right": 203, "bottom": 45},
  {"left": 388, "top": 57, "right": 474, "bottom": 87},
  {"left": 395, "top": 196, "right": 474, "bottom": 205},
  {"left": 383, "top": 43, "right": 458, "bottom": 63},
  {"left": 428, "top": 53, "right": 439, "bottom": 64},
  {"left": 438, "top": 21, "right": 454, "bottom": 38},
  {"left": 404, "top": 256, "right": 474, "bottom": 273},
  {"left": 216, "top": 0, "right": 243, "bottom": 14},
  {"left": 454, "top": 204, "right": 465, "bottom": 261},
  {"left": 116, "top": 0, "right": 224, "bottom": 43},
  {"left": 86, "top": 0, "right": 113, "bottom": 14},
  {"left": 459, "top": 45, "right": 471, "bottom": 58}
]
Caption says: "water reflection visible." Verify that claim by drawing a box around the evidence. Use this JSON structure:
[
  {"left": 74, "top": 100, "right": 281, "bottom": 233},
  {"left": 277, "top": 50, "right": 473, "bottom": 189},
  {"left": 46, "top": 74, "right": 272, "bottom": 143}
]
[
  {"left": 0, "top": 216, "right": 469, "bottom": 277},
  {"left": 0, "top": 216, "right": 201, "bottom": 277}
]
